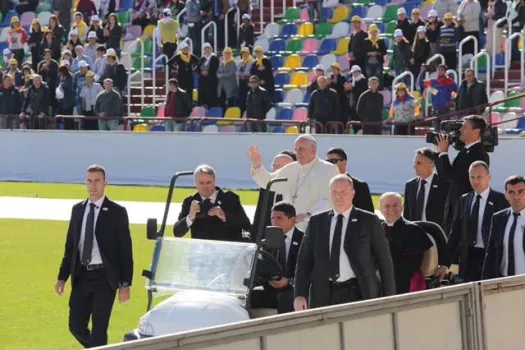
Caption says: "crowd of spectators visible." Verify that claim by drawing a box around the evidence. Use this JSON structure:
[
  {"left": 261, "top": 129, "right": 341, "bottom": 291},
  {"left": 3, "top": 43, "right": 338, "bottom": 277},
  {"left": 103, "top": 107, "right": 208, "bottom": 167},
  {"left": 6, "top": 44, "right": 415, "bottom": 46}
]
[{"left": 0, "top": 0, "right": 524, "bottom": 132}]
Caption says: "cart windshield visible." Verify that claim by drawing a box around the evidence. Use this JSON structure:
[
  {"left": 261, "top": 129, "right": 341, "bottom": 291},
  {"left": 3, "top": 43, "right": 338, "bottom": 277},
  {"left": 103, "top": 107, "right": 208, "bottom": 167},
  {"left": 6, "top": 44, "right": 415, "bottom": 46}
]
[{"left": 147, "top": 238, "right": 257, "bottom": 297}]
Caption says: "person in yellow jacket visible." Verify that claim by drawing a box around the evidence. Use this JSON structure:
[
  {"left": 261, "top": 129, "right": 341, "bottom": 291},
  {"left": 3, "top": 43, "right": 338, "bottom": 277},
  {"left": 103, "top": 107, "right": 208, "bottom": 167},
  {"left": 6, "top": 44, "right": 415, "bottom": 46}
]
[{"left": 154, "top": 8, "right": 179, "bottom": 60}]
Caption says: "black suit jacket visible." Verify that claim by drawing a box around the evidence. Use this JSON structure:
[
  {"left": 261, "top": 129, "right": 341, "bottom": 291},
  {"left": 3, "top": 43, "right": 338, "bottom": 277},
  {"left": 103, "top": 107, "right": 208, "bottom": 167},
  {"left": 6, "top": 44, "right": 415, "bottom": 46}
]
[
  {"left": 447, "top": 190, "right": 508, "bottom": 279},
  {"left": 482, "top": 208, "right": 523, "bottom": 279},
  {"left": 347, "top": 174, "right": 375, "bottom": 213},
  {"left": 435, "top": 142, "right": 490, "bottom": 228},
  {"left": 174, "top": 187, "right": 251, "bottom": 242},
  {"left": 403, "top": 174, "right": 449, "bottom": 227},
  {"left": 294, "top": 208, "right": 395, "bottom": 308},
  {"left": 57, "top": 197, "right": 134, "bottom": 291}
]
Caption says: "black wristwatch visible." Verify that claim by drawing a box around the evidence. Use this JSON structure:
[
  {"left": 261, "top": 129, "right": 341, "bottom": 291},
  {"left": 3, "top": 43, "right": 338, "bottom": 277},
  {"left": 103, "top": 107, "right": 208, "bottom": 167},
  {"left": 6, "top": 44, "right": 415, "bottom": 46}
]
[{"left": 121, "top": 281, "right": 130, "bottom": 287}]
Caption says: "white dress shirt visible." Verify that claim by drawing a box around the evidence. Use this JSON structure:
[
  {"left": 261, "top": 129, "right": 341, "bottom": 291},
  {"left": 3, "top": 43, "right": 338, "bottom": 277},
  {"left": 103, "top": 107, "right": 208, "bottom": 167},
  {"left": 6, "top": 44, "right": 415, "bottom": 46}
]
[
  {"left": 418, "top": 174, "right": 434, "bottom": 221},
  {"left": 78, "top": 196, "right": 105, "bottom": 265},
  {"left": 471, "top": 187, "right": 490, "bottom": 248},
  {"left": 186, "top": 190, "right": 218, "bottom": 227},
  {"left": 251, "top": 157, "right": 339, "bottom": 230},
  {"left": 284, "top": 228, "right": 294, "bottom": 263},
  {"left": 329, "top": 207, "right": 356, "bottom": 282},
  {"left": 501, "top": 208, "right": 525, "bottom": 276}
]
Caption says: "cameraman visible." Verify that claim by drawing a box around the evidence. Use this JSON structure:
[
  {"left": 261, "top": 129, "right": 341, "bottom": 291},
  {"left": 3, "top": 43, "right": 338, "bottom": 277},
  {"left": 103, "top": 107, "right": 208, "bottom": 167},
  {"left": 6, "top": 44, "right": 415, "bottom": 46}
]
[
  {"left": 174, "top": 164, "right": 252, "bottom": 242},
  {"left": 435, "top": 115, "right": 490, "bottom": 230}
]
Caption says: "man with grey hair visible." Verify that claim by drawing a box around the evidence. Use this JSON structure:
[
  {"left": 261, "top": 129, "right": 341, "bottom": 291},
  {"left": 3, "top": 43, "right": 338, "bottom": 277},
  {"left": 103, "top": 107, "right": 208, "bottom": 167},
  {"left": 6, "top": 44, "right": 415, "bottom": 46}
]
[
  {"left": 307, "top": 75, "right": 340, "bottom": 129},
  {"left": 248, "top": 135, "right": 339, "bottom": 231},
  {"left": 174, "top": 164, "right": 251, "bottom": 242},
  {"left": 379, "top": 192, "right": 433, "bottom": 294},
  {"left": 294, "top": 174, "right": 395, "bottom": 310}
]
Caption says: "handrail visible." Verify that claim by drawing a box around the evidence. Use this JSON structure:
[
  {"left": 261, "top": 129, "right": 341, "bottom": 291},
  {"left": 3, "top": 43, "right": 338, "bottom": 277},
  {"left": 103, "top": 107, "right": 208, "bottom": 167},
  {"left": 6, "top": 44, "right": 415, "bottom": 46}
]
[
  {"left": 447, "top": 69, "right": 458, "bottom": 84},
  {"left": 470, "top": 50, "right": 491, "bottom": 97},
  {"left": 391, "top": 71, "right": 415, "bottom": 96},
  {"left": 224, "top": 6, "right": 240, "bottom": 49},
  {"left": 424, "top": 54, "right": 445, "bottom": 117},
  {"left": 491, "top": 17, "right": 512, "bottom": 78},
  {"left": 176, "top": 7, "right": 186, "bottom": 24},
  {"left": 178, "top": 37, "right": 193, "bottom": 54},
  {"left": 259, "top": 0, "right": 264, "bottom": 33},
  {"left": 458, "top": 35, "right": 478, "bottom": 80},
  {"left": 127, "top": 70, "right": 144, "bottom": 116},
  {"left": 201, "top": 21, "right": 218, "bottom": 55},
  {"left": 271, "top": 0, "right": 275, "bottom": 25},
  {"left": 152, "top": 54, "right": 168, "bottom": 108},
  {"left": 504, "top": 32, "right": 525, "bottom": 96}
]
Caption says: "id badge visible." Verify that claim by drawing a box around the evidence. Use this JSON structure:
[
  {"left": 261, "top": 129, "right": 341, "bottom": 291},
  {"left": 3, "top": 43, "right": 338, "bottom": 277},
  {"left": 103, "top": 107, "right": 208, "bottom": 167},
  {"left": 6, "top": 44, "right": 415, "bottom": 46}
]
[{"left": 188, "top": 23, "right": 195, "bottom": 27}]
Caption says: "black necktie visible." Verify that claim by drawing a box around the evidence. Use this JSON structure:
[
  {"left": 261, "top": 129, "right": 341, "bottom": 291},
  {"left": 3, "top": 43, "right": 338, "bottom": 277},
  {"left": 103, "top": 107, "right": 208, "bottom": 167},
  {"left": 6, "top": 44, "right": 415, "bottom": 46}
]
[
  {"left": 414, "top": 179, "right": 427, "bottom": 220},
  {"left": 469, "top": 195, "right": 481, "bottom": 245},
  {"left": 278, "top": 236, "right": 288, "bottom": 276},
  {"left": 81, "top": 203, "right": 96, "bottom": 266},
  {"left": 330, "top": 214, "right": 344, "bottom": 281},
  {"left": 507, "top": 212, "right": 521, "bottom": 276}
]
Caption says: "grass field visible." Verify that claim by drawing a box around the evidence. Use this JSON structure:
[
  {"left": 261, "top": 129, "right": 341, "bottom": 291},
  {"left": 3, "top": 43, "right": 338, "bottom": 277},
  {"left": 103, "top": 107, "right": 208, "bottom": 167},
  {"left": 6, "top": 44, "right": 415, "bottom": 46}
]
[{"left": 0, "top": 182, "right": 381, "bottom": 349}]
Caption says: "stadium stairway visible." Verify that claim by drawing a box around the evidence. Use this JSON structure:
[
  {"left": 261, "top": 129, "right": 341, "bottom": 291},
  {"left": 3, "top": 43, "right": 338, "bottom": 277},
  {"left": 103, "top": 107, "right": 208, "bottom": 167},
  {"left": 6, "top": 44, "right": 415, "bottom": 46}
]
[{"left": 252, "top": 0, "right": 295, "bottom": 34}]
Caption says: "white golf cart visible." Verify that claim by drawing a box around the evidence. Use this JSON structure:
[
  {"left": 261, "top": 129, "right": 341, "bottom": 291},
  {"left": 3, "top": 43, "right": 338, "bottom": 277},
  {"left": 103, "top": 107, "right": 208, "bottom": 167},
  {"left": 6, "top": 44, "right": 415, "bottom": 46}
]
[{"left": 124, "top": 172, "right": 287, "bottom": 341}]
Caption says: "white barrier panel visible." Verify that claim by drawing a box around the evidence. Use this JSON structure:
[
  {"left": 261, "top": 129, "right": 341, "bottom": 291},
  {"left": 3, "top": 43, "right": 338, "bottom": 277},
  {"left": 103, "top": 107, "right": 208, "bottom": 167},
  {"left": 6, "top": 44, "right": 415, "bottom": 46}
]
[{"left": 0, "top": 131, "right": 524, "bottom": 193}]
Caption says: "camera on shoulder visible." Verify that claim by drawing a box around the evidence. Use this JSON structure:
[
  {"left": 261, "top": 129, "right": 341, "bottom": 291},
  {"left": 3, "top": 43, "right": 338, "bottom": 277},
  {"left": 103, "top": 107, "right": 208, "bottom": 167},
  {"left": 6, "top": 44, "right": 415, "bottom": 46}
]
[{"left": 426, "top": 119, "right": 498, "bottom": 152}]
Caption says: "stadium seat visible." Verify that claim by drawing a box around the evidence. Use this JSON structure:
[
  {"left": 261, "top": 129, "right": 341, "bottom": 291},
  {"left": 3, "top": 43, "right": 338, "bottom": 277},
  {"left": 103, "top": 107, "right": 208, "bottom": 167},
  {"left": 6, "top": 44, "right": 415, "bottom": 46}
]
[
  {"left": 272, "top": 126, "right": 286, "bottom": 133},
  {"left": 277, "top": 108, "right": 294, "bottom": 120},
  {"left": 293, "top": 107, "right": 308, "bottom": 121},
  {"left": 297, "top": 22, "right": 314, "bottom": 37},
  {"left": 269, "top": 38, "right": 286, "bottom": 54},
  {"left": 385, "top": 21, "right": 397, "bottom": 37},
  {"left": 300, "top": 7, "right": 310, "bottom": 22},
  {"left": 323, "top": 8, "right": 334, "bottom": 22},
  {"left": 280, "top": 7, "right": 300, "bottom": 23},
  {"left": 318, "top": 38, "right": 337, "bottom": 55},
  {"left": 301, "top": 54, "right": 319, "bottom": 70},
  {"left": 327, "top": 6, "right": 350, "bottom": 24},
  {"left": 488, "top": 112, "right": 502, "bottom": 125},
  {"left": 286, "top": 126, "right": 300, "bottom": 134},
  {"left": 349, "top": 5, "right": 367, "bottom": 19},
  {"left": 279, "top": 23, "right": 297, "bottom": 38},
  {"left": 143, "top": 24, "right": 155, "bottom": 37},
  {"left": 133, "top": 124, "right": 149, "bottom": 132},
  {"left": 202, "top": 125, "right": 219, "bottom": 132},
  {"left": 382, "top": 5, "right": 399, "bottom": 22},
  {"left": 269, "top": 55, "right": 284, "bottom": 70},
  {"left": 326, "top": 22, "right": 350, "bottom": 39},
  {"left": 285, "top": 38, "right": 303, "bottom": 54},
  {"left": 289, "top": 72, "right": 308, "bottom": 88},
  {"left": 150, "top": 125, "right": 166, "bottom": 132},
  {"left": 116, "top": 10, "right": 131, "bottom": 24},
  {"left": 126, "top": 25, "right": 142, "bottom": 39},
  {"left": 332, "top": 37, "right": 350, "bottom": 55},
  {"left": 320, "top": 53, "right": 337, "bottom": 68},
  {"left": 337, "top": 54, "right": 350, "bottom": 71},
  {"left": 191, "top": 106, "right": 206, "bottom": 117},
  {"left": 275, "top": 72, "right": 291, "bottom": 87},
  {"left": 489, "top": 90, "right": 505, "bottom": 104},
  {"left": 20, "top": 12, "right": 36, "bottom": 27},
  {"left": 282, "top": 54, "right": 302, "bottom": 71},
  {"left": 156, "top": 107, "right": 165, "bottom": 117},
  {"left": 119, "top": 0, "right": 134, "bottom": 10},
  {"left": 505, "top": 91, "right": 522, "bottom": 108},
  {"left": 283, "top": 88, "right": 303, "bottom": 105},
  {"left": 517, "top": 118, "right": 525, "bottom": 129},
  {"left": 261, "top": 22, "right": 280, "bottom": 39},
  {"left": 314, "top": 22, "right": 331, "bottom": 38},
  {"left": 302, "top": 38, "right": 320, "bottom": 53},
  {"left": 1, "top": 11, "right": 17, "bottom": 27},
  {"left": 0, "top": 28, "right": 9, "bottom": 42},
  {"left": 273, "top": 89, "right": 284, "bottom": 103},
  {"left": 209, "top": 107, "right": 225, "bottom": 118},
  {"left": 365, "top": 5, "right": 385, "bottom": 21},
  {"left": 381, "top": 90, "right": 392, "bottom": 107},
  {"left": 140, "top": 107, "right": 156, "bottom": 118},
  {"left": 266, "top": 107, "right": 277, "bottom": 120},
  {"left": 501, "top": 112, "right": 518, "bottom": 128}
]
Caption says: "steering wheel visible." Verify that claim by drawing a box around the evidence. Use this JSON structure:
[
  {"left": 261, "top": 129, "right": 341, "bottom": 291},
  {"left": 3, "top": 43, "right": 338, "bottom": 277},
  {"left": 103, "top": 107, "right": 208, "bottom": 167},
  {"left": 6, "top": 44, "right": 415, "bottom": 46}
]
[{"left": 253, "top": 249, "right": 284, "bottom": 286}]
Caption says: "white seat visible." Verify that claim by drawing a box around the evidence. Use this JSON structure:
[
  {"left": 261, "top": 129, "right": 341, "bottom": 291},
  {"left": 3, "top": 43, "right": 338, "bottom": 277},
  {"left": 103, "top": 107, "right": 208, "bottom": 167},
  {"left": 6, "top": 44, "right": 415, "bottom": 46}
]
[
  {"left": 501, "top": 112, "right": 518, "bottom": 128},
  {"left": 37, "top": 11, "right": 52, "bottom": 25},
  {"left": 489, "top": 90, "right": 505, "bottom": 104},
  {"left": 284, "top": 88, "right": 303, "bottom": 105},
  {"left": 253, "top": 38, "right": 269, "bottom": 53},
  {"left": 202, "top": 125, "right": 219, "bottom": 133},
  {"left": 0, "top": 27, "right": 10, "bottom": 42},
  {"left": 326, "top": 22, "right": 349, "bottom": 39},
  {"left": 261, "top": 22, "right": 280, "bottom": 39},
  {"left": 320, "top": 54, "right": 337, "bottom": 69},
  {"left": 122, "top": 40, "right": 137, "bottom": 55},
  {"left": 322, "top": 0, "right": 339, "bottom": 8},
  {"left": 266, "top": 107, "right": 276, "bottom": 120},
  {"left": 365, "top": 5, "right": 384, "bottom": 22}
]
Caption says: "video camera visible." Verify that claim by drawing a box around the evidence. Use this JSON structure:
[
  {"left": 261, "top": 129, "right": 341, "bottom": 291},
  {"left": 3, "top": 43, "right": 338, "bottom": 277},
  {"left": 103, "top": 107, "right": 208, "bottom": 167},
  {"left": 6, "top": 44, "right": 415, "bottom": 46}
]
[{"left": 426, "top": 119, "right": 498, "bottom": 152}]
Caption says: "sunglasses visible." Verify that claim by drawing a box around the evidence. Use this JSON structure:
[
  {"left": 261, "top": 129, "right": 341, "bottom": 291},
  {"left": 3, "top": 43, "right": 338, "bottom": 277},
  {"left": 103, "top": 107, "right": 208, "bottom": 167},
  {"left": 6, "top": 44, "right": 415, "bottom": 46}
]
[{"left": 326, "top": 158, "right": 343, "bottom": 164}]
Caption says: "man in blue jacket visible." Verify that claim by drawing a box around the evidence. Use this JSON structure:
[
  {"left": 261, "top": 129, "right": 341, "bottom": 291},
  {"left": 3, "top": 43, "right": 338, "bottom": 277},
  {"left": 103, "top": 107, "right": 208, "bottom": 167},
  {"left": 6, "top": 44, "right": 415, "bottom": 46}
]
[{"left": 424, "top": 64, "right": 458, "bottom": 130}]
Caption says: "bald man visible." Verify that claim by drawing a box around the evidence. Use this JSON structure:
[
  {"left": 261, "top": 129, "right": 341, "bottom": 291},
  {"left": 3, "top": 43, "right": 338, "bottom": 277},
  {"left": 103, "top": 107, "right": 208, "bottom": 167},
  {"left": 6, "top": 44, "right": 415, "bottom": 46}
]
[
  {"left": 307, "top": 76, "right": 340, "bottom": 129},
  {"left": 379, "top": 192, "right": 433, "bottom": 294},
  {"left": 252, "top": 151, "right": 296, "bottom": 238}
]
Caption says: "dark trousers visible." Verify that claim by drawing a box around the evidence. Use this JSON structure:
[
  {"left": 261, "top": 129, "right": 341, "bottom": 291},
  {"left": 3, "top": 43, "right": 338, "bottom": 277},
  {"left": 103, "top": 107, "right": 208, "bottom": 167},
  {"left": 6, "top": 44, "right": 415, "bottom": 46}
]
[
  {"left": 69, "top": 268, "right": 116, "bottom": 348},
  {"left": 329, "top": 278, "right": 362, "bottom": 306},
  {"left": 58, "top": 106, "right": 75, "bottom": 130},
  {"left": 250, "top": 287, "right": 295, "bottom": 314},
  {"left": 162, "top": 42, "right": 178, "bottom": 61},
  {"left": 464, "top": 247, "right": 485, "bottom": 282},
  {"left": 82, "top": 110, "right": 98, "bottom": 130},
  {"left": 249, "top": 119, "right": 267, "bottom": 133},
  {"left": 362, "top": 124, "right": 382, "bottom": 135}
]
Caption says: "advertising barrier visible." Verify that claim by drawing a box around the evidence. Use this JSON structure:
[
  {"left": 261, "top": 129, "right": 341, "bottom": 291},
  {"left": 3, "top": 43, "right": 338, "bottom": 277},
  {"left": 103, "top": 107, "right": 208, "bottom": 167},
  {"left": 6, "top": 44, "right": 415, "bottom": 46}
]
[{"left": 1, "top": 130, "right": 524, "bottom": 193}]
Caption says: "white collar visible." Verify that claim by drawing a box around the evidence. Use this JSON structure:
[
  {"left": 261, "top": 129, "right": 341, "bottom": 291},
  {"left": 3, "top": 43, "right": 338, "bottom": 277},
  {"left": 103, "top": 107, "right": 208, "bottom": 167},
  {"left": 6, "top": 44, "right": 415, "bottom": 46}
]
[
  {"left": 475, "top": 187, "right": 491, "bottom": 200},
  {"left": 299, "top": 157, "right": 318, "bottom": 169},
  {"left": 334, "top": 206, "right": 353, "bottom": 219},
  {"left": 201, "top": 190, "right": 218, "bottom": 203},
  {"left": 88, "top": 195, "right": 105, "bottom": 208},
  {"left": 465, "top": 140, "right": 481, "bottom": 149},
  {"left": 419, "top": 174, "right": 434, "bottom": 184},
  {"left": 284, "top": 229, "right": 294, "bottom": 240},
  {"left": 385, "top": 217, "right": 402, "bottom": 226},
  {"left": 511, "top": 207, "right": 525, "bottom": 216}
]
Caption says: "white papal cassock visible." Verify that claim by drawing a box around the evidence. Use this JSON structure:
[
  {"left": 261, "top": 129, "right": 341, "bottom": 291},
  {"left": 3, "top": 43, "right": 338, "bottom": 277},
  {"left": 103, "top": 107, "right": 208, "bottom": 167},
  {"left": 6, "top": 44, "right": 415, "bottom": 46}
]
[{"left": 251, "top": 157, "right": 339, "bottom": 230}]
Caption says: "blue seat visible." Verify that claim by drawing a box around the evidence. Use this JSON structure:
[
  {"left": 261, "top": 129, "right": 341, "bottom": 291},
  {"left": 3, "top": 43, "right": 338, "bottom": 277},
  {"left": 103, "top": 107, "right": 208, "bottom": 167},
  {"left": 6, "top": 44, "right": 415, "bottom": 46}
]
[
  {"left": 277, "top": 108, "right": 293, "bottom": 120},
  {"left": 271, "top": 126, "right": 286, "bottom": 133},
  {"left": 301, "top": 54, "right": 318, "bottom": 70},
  {"left": 269, "top": 38, "right": 286, "bottom": 54},
  {"left": 208, "top": 107, "right": 224, "bottom": 118},
  {"left": 274, "top": 72, "right": 290, "bottom": 87},
  {"left": 1, "top": 11, "right": 17, "bottom": 27},
  {"left": 323, "top": 8, "right": 333, "bottom": 22},
  {"left": 270, "top": 55, "right": 284, "bottom": 71},
  {"left": 151, "top": 125, "right": 166, "bottom": 132},
  {"left": 193, "top": 72, "right": 199, "bottom": 89},
  {"left": 318, "top": 38, "right": 336, "bottom": 55},
  {"left": 376, "top": 22, "right": 385, "bottom": 33},
  {"left": 375, "top": 0, "right": 389, "bottom": 5},
  {"left": 0, "top": 42, "right": 8, "bottom": 54},
  {"left": 296, "top": 90, "right": 311, "bottom": 108},
  {"left": 119, "top": 0, "right": 135, "bottom": 10},
  {"left": 184, "top": 124, "right": 200, "bottom": 132},
  {"left": 404, "top": 3, "right": 418, "bottom": 15},
  {"left": 279, "top": 23, "right": 298, "bottom": 38},
  {"left": 517, "top": 117, "right": 525, "bottom": 129},
  {"left": 350, "top": 6, "right": 366, "bottom": 19},
  {"left": 273, "top": 89, "right": 284, "bottom": 103}
]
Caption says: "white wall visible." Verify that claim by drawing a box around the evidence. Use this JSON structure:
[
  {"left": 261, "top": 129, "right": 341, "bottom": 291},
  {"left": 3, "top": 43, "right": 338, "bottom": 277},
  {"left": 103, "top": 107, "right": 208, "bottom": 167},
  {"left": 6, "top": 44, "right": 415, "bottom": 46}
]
[{"left": 1, "top": 131, "right": 523, "bottom": 193}]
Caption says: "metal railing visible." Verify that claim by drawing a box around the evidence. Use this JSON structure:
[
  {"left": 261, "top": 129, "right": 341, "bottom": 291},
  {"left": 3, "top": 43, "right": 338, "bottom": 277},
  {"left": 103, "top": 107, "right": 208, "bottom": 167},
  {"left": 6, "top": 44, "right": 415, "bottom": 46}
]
[
  {"left": 225, "top": 6, "right": 240, "bottom": 49},
  {"left": 201, "top": 21, "right": 218, "bottom": 55},
  {"left": 176, "top": 8, "right": 186, "bottom": 24},
  {"left": 391, "top": 71, "right": 415, "bottom": 95},
  {"left": 424, "top": 54, "right": 445, "bottom": 117},
  {"left": 151, "top": 54, "right": 169, "bottom": 108},
  {"left": 259, "top": 0, "right": 264, "bottom": 33},
  {"left": 178, "top": 37, "right": 193, "bottom": 54},
  {"left": 504, "top": 32, "right": 525, "bottom": 95},
  {"left": 127, "top": 70, "right": 145, "bottom": 116},
  {"left": 491, "top": 17, "right": 512, "bottom": 78},
  {"left": 470, "top": 50, "right": 491, "bottom": 97},
  {"left": 458, "top": 35, "right": 478, "bottom": 80}
]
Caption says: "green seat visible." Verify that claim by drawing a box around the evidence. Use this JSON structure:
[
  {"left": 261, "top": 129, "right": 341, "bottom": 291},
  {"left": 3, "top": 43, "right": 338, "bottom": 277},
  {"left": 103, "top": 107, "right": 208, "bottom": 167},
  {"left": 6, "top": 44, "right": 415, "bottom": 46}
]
[
  {"left": 356, "top": 0, "right": 372, "bottom": 5},
  {"left": 0, "top": 12, "right": 3, "bottom": 24},
  {"left": 117, "top": 10, "right": 131, "bottom": 24},
  {"left": 279, "top": 7, "right": 300, "bottom": 23},
  {"left": 385, "top": 21, "right": 397, "bottom": 35},
  {"left": 493, "top": 106, "right": 509, "bottom": 113},
  {"left": 476, "top": 54, "right": 488, "bottom": 69},
  {"left": 143, "top": 39, "right": 153, "bottom": 54},
  {"left": 133, "top": 56, "right": 148, "bottom": 71},
  {"left": 382, "top": 5, "right": 399, "bottom": 23},
  {"left": 314, "top": 22, "right": 331, "bottom": 38},
  {"left": 285, "top": 38, "right": 303, "bottom": 55},
  {"left": 382, "top": 109, "right": 390, "bottom": 121},
  {"left": 140, "top": 107, "right": 157, "bottom": 118},
  {"left": 505, "top": 91, "right": 521, "bottom": 108}
]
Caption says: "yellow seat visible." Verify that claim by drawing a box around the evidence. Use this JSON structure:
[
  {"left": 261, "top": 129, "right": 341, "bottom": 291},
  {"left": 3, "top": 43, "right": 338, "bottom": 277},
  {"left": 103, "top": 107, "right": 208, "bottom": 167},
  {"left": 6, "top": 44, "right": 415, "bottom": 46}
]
[
  {"left": 332, "top": 37, "right": 350, "bottom": 56},
  {"left": 289, "top": 71, "right": 309, "bottom": 88},
  {"left": 327, "top": 6, "right": 350, "bottom": 24},
  {"left": 297, "top": 22, "right": 314, "bottom": 37},
  {"left": 286, "top": 126, "right": 299, "bottom": 134},
  {"left": 192, "top": 89, "right": 198, "bottom": 102},
  {"left": 284, "top": 54, "right": 302, "bottom": 70},
  {"left": 143, "top": 24, "right": 155, "bottom": 37},
  {"left": 133, "top": 124, "right": 149, "bottom": 132},
  {"left": 217, "top": 107, "right": 241, "bottom": 126}
]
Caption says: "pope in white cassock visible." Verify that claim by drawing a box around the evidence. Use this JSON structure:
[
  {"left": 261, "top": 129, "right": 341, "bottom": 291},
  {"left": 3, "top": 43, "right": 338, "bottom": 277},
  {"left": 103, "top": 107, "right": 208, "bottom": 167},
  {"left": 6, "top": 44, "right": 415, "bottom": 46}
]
[{"left": 248, "top": 134, "right": 339, "bottom": 231}]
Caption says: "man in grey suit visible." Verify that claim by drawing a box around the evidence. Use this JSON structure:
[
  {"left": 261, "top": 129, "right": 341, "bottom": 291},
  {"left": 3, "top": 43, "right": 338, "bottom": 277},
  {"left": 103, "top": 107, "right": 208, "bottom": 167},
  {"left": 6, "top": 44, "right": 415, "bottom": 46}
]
[{"left": 294, "top": 174, "right": 395, "bottom": 310}]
